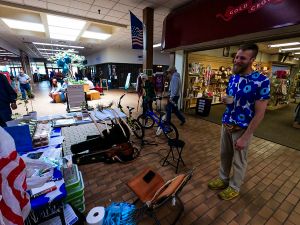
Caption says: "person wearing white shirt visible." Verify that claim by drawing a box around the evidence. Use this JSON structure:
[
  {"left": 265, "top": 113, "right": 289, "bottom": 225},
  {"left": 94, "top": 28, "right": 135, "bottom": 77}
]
[
  {"left": 17, "top": 69, "right": 33, "bottom": 100},
  {"left": 84, "top": 77, "right": 95, "bottom": 89},
  {"left": 49, "top": 79, "right": 61, "bottom": 103}
]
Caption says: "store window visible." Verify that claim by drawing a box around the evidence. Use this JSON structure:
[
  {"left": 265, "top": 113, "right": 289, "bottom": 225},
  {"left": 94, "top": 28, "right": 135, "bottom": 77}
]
[{"left": 185, "top": 42, "right": 300, "bottom": 112}]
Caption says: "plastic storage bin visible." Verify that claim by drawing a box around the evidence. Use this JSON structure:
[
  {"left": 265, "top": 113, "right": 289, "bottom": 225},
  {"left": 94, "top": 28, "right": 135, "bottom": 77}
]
[
  {"left": 64, "top": 164, "right": 80, "bottom": 193},
  {"left": 65, "top": 171, "right": 84, "bottom": 203}
]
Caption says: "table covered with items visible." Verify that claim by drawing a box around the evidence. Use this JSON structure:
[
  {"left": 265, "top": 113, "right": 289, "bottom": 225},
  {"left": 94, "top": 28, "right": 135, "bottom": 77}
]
[{"left": 2, "top": 108, "right": 131, "bottom": 225}]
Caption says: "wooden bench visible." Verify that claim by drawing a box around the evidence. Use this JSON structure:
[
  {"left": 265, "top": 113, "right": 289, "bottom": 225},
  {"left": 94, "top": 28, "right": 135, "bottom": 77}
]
[{"left": 86, "top": 90, "right": 100, "bottom": 100}]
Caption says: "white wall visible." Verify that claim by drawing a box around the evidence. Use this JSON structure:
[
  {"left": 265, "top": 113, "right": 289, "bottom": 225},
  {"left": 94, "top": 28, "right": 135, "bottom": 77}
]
[{"left": 86, "top": 48, "right": 170, "bottom": 66}]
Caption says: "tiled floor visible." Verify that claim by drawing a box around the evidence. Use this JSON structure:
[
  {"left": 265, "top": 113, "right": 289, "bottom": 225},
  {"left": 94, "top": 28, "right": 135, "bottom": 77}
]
[{"left": 20, "top": 82, "right": 300, "bottom": 224}]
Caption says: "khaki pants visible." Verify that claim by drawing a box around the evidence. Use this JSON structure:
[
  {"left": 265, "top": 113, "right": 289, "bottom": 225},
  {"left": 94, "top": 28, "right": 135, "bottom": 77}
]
[{"left": 219, "top": 125, "right": 252, "bottom": 192}]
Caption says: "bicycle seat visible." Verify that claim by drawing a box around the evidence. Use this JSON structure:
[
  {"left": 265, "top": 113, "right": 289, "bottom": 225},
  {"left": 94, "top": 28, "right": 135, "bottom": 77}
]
[{"left": 127, "top": 106, "right": 135, "bottom": 112}]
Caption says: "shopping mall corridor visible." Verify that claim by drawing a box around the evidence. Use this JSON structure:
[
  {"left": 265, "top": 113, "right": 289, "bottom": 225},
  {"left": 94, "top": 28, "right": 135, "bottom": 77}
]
[{"left": 15, "top": 81, "right": 300, "bottom": 225}]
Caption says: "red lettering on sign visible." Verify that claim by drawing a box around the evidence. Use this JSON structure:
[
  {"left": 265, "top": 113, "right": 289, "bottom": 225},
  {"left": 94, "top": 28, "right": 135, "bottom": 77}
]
[{"left": 216, "top": 0, "right": 285, "bottom": 21}]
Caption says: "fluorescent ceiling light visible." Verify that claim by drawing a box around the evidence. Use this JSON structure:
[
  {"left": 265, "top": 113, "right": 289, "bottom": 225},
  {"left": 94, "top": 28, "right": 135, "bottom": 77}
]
[
  {"left": 294, "top": 52, "right": 300, "bottom": 54},
  {"left": 50, "top": 33, "right": 77, "bottom": 41},
  {"left": 0, "top": 50, "right": 5, "bottom": 52},
  {"left": 153, "top": 43, "right": 161, "bottom": 48},
  {"left": 82, "top": 31, "right": 111, "bottom": 40},
  {"left": 0, "top": 52, "right": 13, "bottom": 55},
  {"left": 1, "top": 18, "right": 44, "bottom": 32},
  {"left": 269, "top": 42, "right": 300, "bottom": 48},
  {"left": 37, "top": 48, "right": 78, "bottom": 52},
  {"left": 48, "top": 26, "right": 81, "bottom": 37},
  {"left": 33, "top": 42, "right": 84, "bottom": 49},
  {"left": 47, "top": 15, "right": 86, "bottom": 30},
  {"left": 281, "top": 47, "right": 300, "bottom": 51}
]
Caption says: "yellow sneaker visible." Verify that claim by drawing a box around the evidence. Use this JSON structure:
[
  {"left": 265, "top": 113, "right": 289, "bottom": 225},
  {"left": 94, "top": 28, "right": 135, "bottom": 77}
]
[
  {"left": 218, "top": 186, "right": 239, "bottom": 200},
  {"left": 208, "top": 178, "right": 228, "bottom": 190}
]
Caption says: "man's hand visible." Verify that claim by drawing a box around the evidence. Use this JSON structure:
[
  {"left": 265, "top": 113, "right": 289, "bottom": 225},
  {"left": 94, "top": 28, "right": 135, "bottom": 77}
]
[
  {"left": 11, "top": 102, "right": 17, "bottom": 110},
  {"left": 234, "top": 137, "right": 247, "bottom": 151}
]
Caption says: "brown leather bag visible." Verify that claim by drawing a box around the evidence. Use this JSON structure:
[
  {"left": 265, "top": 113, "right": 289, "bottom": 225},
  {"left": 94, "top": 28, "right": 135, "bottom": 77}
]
[{"left": 104, "top": 142, "right": 139, "bottom": 163}]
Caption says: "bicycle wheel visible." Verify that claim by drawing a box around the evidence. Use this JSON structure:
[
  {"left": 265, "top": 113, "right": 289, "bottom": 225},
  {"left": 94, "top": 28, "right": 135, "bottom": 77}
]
[
  {"left": 137, "top": 114, "right": 155, "bottom": 129},
  {"left": 131, "top": 119, "right": 144, "bottom": 139},
  {"left": 163, "top": 122, "right": 179, "bottom": 140}
]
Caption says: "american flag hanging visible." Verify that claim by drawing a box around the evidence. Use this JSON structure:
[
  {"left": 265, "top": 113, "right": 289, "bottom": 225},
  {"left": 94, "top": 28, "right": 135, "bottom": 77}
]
[{"left": 130, "top": 11, "right": 143, "bottom": 49}]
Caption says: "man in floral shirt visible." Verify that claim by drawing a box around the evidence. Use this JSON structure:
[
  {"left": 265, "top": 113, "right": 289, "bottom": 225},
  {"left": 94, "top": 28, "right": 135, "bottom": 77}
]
[{"left": 208, "top": 44, "right": 270, "bottom": 200}]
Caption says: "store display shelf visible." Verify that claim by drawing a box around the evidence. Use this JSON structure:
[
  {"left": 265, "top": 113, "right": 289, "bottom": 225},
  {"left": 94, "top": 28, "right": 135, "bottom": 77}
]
[{"left": 267, "top": 104, "right": 289, "bottom": 111}]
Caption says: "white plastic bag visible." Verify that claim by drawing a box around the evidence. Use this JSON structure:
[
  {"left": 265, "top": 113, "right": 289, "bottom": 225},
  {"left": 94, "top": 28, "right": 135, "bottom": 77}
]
[{"left": 22, "top": 157, "right": 54, "bottom": 190}]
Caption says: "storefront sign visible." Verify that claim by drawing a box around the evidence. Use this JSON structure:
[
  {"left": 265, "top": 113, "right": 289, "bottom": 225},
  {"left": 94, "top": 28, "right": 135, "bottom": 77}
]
[
  {"left": 162, "top": 0, "right": 300, "bottom": 50},
  {"left": 216, "top": 0, "right": 285, "bottom": 21}
]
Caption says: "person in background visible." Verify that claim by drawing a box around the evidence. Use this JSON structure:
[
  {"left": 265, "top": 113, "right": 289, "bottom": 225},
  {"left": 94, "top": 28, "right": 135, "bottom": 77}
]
[
  {"left": 0, "top": 126, "right": 31, "bottom": 225},
  {"left": 166, "top": 66, "right": 186, "bottom": 126},
  {"left": 61, "top": 78, "right": 69, "bottom": 92},
  {"left": 0, "top": 73, "right": 17, "bottom": 125},
  {"left": 18, "top": 69, "right": 33, "bottom": 100},
  {"left": 208, "top": 43, "right": 270, "bottom": 200},
  {"left": 49, "top": 78, "right": 61, "bottom": 103},
  {"left": 141, "top": 74, "right": 156, "bottom": 116},
  {"left": 84, "top": 77, "right": 95, "bottom": 89},
  {"left": 49, "top": 70, "right": 55, "bottom": 87}
]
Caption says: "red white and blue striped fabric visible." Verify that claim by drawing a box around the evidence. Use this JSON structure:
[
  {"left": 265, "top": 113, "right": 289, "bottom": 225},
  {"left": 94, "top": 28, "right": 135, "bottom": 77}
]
[{"left": 0, "top": 127, "right": 31, "bottom": 225}]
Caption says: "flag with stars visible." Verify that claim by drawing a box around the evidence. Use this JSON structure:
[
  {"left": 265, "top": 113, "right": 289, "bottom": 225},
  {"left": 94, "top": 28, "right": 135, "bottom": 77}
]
[{"left": 130, "top": 11, "right": 143, "bottom": 49}]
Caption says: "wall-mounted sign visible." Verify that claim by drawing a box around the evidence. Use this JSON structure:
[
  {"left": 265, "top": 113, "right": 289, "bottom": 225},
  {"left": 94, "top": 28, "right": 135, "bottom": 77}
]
[{"left": 216, "top": 0, "right": 285, "bottom": 22}]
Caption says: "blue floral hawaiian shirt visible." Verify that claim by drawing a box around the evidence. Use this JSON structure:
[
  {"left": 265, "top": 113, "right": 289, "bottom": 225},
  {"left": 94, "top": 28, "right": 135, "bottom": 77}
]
[{"left": 222, "top": 71, "right": 270, "bottom": 128}]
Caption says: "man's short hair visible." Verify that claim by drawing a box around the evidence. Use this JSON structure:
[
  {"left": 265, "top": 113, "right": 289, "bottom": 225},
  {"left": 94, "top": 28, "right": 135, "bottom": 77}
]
[{"left": 238, "top": 43, "right": 259, "bottom": 58}]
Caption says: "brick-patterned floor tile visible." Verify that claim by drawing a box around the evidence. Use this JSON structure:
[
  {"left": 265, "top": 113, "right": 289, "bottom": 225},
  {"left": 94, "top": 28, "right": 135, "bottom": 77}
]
[
  {"left": 287, "top": 211, "right": 300, "bottom": 225},
  {"left": 233, "top": 213, "right": 252, "bottom": 225},
  {"left": 265, "top": 217, "right": 282, "bottom": 225},
  {"left": 273, "top": 208, "right": 289, "bottom": 223},
  {"left": 57, "top": 91, "right": 300, "bottom": 225}
]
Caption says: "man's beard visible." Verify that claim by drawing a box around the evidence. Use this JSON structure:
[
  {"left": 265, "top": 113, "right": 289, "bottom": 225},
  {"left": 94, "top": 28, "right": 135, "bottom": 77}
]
[{"left": 233, "top": 63, "right": 248, "bottom": 75}]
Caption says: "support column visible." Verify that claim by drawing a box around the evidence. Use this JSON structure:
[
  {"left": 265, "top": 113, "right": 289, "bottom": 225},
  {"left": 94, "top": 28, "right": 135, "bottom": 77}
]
[
  {"left": 20, "top": 50, "right": 32, "bottom": 78},
  {"left": 143, "top": 7, "right": 154, "bottom": 76}
]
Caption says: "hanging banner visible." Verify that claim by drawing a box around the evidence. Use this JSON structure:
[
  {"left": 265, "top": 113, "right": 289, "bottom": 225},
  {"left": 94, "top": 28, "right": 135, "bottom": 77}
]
[{"left": 130, "top": 11, "right": 143, "bottom": 49}]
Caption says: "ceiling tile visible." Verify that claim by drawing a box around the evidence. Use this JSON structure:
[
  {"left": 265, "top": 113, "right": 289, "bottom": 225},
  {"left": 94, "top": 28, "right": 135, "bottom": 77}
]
[
  {"left": 89, "top": 6, "right": 110, "bottom": 15},
  {"left": 24, "top": 0, "right": 47, "bottom": 9},
  {"left": 86, "top": 12, "right": 105, "bottom": 20},
  {"left": 77, "top": 0, "right": 94, "bottom": 3},
  {"left": 118, "top": 0, "right": 142, "bottom": 7},
  {"left": 108, "top": 10, "right": 126, "bottom": 18},
  {"left": 68, "top": 8, "right": 88, "bottom": 17},
  {"left": 154, "top": 13, "right": 165, "bottom": 21},
  {"left": 155, "top": 6, "right": 170, "bottom": 15},
  {"left": 47, "top": 3, "right": 69, "bottom": 13},
  {"left": 103, "top": 15, "right": 119, "bottom": 23},
  {"left": 118, "top": 18, "right": 130, "bottom": 25},
  {"left": 136, "top": 0, "right": 159, "bottom": 9},
  {"left": 93, "top": 0, "right": 117, "bottom": 9},
  {"left": 130, "top": 8, "right": 143, "bottom": 18},
  {"left": 69, "top": 0, "right": 91, "bottom": 10},
  {"left": 47, "top": 0, "right": 70, "bottom": 7},
  {"left": 3, "top": 0, "right": 23, "bottom": 4},
  {"left": 113, "top": 3, "right": 134, "bottom": 13}
]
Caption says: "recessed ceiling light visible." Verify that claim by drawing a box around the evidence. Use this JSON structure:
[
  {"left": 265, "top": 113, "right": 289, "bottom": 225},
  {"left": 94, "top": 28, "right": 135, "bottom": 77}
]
[
  {"left": 82, "top": 31, "right": 111, "bottom": 40},
  {"left": 153, "top": 43, "right": 161, "bottom": 48},
  {"left": 47, "top": 15, "right": 86, "bottom": 30},
  {"left": 1, "top": 18, "right": 45, "bottom": 32},
  {"left": 269, "top": 42, "right": 300, "bottom": 48},
  {"left": 281, "top": 47, "right": 300, "bottom": 51},
  {"left": 48, "top": 26, "right": 81, "bottom": 37},
  {"left": 32, "top": 42, "right": 84, "bottom": 49}
]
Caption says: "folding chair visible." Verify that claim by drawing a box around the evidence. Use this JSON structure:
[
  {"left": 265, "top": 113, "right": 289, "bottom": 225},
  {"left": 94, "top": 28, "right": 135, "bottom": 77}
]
[{"left": 127, "top": 168, "right": 194, "bottom": 225}]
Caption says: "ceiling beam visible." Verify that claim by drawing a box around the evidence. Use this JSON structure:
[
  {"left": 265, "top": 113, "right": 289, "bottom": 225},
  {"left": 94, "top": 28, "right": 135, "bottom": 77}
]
[{"left": 0, "top": 0, "right": 127, "bottom": 28}]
